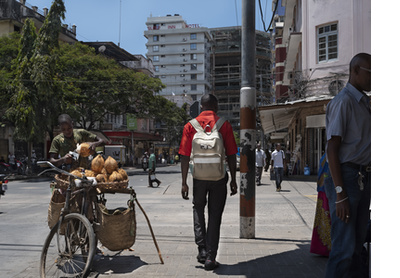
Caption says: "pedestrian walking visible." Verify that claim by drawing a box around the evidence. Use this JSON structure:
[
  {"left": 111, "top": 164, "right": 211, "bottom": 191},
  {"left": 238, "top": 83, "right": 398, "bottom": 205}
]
[
  {"left": 148, "top": 148, "right": 161, "bottom": 187},
  {"left": 324, "top": 53, "right": 371, "bottom": 278},
  {"left": 179, "top": 94, "right": 237, "bottom": 271},
  {"left": 271, "top": 143, "right": 285, "bottom": 192},
  {"left": 255, "top": 143, "right": 266, "bottom": 186}
]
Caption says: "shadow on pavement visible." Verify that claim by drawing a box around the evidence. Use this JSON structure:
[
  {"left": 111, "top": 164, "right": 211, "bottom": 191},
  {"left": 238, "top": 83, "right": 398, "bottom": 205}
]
[
  {"left": 213, "top": 243, "right": 327, "bottom": 278},
  {"left": 91, "top": 252, "right": 147, "bottom": 275}
]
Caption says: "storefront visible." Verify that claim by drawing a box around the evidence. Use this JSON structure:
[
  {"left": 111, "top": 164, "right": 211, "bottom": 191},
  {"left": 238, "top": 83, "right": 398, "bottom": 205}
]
[
  {"left": 259, "top": 96, "right": 332, "bottom": 175},
  {"left": 103, "top": 131, "right": 163, "bottom": 166}
]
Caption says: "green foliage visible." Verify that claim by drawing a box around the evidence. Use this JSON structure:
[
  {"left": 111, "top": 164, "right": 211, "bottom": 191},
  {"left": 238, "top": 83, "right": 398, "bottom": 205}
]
[
  {"left": 0, "top": 32, "right": 20, "bottom": 112},
  {"left": 55, "top": 42, "right": 165, "bottom": 130},
  {"left": 6, "top": 19, "right": 39, "bottom": 142},
  {"left": 150, "top": 96, "right": 190, "bottom": 146},
  {"left": 3, "top": 0, "right": 179, "bottom": 148}
]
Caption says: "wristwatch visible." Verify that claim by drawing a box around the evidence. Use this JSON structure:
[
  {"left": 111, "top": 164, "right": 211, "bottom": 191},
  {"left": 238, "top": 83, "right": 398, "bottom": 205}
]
[{"left": 335, "top": 186, "right": 343, "bottom": 194}]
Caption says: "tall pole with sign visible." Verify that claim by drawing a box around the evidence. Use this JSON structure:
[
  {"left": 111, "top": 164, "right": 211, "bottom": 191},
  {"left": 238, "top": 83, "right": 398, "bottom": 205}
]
[{"left": 240, "top": 0, "right": 256, "bottom": 239}]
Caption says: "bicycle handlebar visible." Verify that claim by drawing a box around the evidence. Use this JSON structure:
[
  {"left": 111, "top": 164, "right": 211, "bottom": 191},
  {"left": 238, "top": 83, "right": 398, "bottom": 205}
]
[{"left": 37, "top": 161, "right": 95, "bottom": 187}]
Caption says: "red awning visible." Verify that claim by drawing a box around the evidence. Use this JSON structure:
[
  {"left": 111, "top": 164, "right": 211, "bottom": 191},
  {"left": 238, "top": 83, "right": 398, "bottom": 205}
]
[{"left": 103, "top": 131, "right": 163, "bottom": 142}]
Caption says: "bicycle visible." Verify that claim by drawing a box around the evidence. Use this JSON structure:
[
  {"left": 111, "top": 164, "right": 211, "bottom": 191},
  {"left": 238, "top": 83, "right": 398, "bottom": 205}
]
[
  {"left": 38, "top": 161, "right": 99, "bottom": 277},
  {"left": 38, "top": 160, "right": 164, "bottom": 278}
]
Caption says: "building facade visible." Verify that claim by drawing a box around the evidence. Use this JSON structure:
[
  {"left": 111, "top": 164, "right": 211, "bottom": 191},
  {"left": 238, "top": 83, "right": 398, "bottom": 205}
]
[
  {"left": 270, "top": 0, "right": 289, "bottom": 102},
  {"left": 144, "top": 14, "right": 212, "bottom": 107},
  {"left": 210, "top": 27, "right": 272, "bottom": 133},
  {"left": 259, "top": 0, "right": 371, "bottom": 174}
]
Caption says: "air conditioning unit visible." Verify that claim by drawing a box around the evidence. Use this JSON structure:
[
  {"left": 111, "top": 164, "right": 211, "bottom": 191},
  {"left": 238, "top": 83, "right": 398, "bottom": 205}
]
[
  {"left": 183, "top": 69, "right": 187, "bottom": 72},
  {"left": 183, "top": 48, "right": 187, "bottom": 52},
  {"left": 183, "top": 59, "right": 187, "bottom": 62},
  {"left": 183, "top": 38, "right": 187, "bottom": 41}
]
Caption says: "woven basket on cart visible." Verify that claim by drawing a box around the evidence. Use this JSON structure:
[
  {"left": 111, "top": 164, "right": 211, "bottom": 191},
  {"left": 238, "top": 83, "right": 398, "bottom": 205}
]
[
  {"left": 96, "top": 179, "right": 129, "bottom": 192},
  {"left": 47, "top": 189, "right": 81, "bottom": 230},
  {"left": 53, "top": 174, "right": 70, "bottom": 190},
  {"left": 54, "top": 174, "right": 128, "bottom": 192},
  {"left": 96, "top": 202, "right": 136, "bottom": 251}
]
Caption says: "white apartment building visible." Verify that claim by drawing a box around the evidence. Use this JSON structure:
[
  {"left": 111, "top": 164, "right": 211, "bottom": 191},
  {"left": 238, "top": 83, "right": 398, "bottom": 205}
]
[{"left": 144, "top": 14, "right": 212, "bottom": 106}]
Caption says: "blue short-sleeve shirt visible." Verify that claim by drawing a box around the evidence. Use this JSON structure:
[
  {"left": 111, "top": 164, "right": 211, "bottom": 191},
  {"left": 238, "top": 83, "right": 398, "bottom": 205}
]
[{"left": 326, "top": 83, "right": 371, "bottom": 165}]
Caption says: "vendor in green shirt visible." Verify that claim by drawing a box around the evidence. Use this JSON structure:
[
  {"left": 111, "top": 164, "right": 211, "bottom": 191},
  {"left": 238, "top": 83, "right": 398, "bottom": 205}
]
[{"left": 49, "top": 114, "right": 105, "bottom": 169}]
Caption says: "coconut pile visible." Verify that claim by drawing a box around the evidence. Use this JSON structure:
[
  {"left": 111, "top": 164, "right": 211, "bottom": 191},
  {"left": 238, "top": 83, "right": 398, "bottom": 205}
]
[{"left": 70, "top": 155, "right": 128, "bottom": 183}]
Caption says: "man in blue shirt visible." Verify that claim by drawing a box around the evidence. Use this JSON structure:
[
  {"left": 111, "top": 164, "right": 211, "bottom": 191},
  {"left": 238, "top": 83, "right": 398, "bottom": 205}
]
[{"left": 325, "top": 53, "right": 371, "bottom": 278}]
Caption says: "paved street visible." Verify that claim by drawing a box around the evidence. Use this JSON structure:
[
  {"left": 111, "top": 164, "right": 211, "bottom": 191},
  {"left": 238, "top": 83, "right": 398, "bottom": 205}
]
[{"left": 0, "top": 165, "right": 327, "bottom": 277}]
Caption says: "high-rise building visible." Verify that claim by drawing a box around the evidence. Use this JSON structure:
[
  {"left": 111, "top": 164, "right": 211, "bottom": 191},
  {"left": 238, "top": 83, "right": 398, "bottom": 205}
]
[
  {"left": 144, "top": 14, "right": 212, "bottom": 107},
  {"left": 210, "top": 27, "right": 272, "bottom": 132}
]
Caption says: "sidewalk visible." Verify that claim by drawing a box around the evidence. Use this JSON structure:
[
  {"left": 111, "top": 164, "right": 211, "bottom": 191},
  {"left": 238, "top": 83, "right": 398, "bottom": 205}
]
[{"left": 90, "top": 169, "right": 327, "bottom": 277}]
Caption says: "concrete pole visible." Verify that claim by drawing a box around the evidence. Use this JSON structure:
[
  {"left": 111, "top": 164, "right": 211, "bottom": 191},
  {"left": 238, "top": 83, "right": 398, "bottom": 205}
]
[{"left": 240, "top": 0, "right": 256, "bottom": 239}]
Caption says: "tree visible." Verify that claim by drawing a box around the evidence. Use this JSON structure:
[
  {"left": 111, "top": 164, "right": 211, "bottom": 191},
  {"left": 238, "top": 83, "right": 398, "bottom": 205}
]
[
  {"left": 0, "top": 32, "right": 20, "bottom": 121},
  {"left": 6, "top": 19, "right": 38, "bottom": 142},
  {"left": 30, "top": 0, "right": 66, "bottom": 139},
  {"left": 55, "top": 41, "right": 165, "bottom": 130},
  {"left": 151, "top": 96, "right": 190, "bottom": 147}
]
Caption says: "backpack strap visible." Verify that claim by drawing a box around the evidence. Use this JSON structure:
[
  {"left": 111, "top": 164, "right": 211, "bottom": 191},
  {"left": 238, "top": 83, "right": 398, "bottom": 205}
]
[
  {"left": 189, "top": 119, "right": 203, "bottom": 132},
  {"left": 212, "top": 118, "right": 226, "bottom": 132},
  {"left": 190, "top": 118, "right": 226, "bottom": 133}
]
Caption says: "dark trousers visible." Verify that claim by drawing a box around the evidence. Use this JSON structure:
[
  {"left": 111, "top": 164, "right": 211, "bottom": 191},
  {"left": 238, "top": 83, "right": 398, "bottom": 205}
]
[
  {"left": 274, "top": 167, "right": 284, "bottom": 189},
  {"left": 192, "top": 174, "right": 228, "bottom": 260},
  {"left": 324, "top": 165, "right": 371, "bottom": 278},
  {"left": 256, "top": 166, "right": 263, "bottom": 184},
  {"left": 148, "top": 169, "right": 161, "bottom": 187}
]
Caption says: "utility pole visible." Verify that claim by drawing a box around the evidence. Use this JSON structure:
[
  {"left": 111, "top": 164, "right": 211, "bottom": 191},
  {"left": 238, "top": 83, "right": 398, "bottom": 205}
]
[{"left": 240, "top": 0, "right": 256, "bottom": 239}]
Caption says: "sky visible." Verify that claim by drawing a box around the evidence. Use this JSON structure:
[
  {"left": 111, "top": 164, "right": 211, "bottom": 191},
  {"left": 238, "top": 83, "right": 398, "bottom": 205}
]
[{"left": 29, "top": 0, "right": 273, "bottom": 56}]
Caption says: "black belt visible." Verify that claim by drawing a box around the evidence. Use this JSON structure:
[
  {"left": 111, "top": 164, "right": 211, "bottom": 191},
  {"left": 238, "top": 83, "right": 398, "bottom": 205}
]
[{"left": 342, "top": 162, "right": 371, "bottom": 172}]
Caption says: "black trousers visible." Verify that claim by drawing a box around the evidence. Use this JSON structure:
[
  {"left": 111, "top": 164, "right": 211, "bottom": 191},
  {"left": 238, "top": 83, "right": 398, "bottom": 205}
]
[{"left": 192, "top": 174, "right": 228, "bottom": 260}]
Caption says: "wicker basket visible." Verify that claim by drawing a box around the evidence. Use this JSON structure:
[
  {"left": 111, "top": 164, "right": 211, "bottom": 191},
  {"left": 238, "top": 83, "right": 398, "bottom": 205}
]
[
  {"left": 53, "top": 174, "right": 70, "bottom": 190},
  {"left": 96, "top": 179, "right": 129, "bottom": 191},
  {"left": 95, "top": 202, "right": 136, "bottom": 251},
  {"left": 54, "top": 174, "right": 128, "bottom": 192},
  {"left": 47, "top": 189, "right": 81, "bottom": 230}
]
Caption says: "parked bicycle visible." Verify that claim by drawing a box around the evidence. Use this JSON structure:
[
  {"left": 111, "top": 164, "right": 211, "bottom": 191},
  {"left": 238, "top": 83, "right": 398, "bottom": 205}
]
[
  {"left": 37, "top": 161, "right": 163, "bottom": 278},
  {"left": 38, "top": 161, "right": 98, "bottom": 277}
]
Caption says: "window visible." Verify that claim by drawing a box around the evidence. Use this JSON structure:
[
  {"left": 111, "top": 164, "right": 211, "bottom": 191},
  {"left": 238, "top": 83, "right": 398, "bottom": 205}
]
[
  {"left": 153, "top": 45, "right": 159, "bottom": 52},
  {"left": 154, "top": 65, "right": 159, "bottom": 72},
  {"left": 191, "top": 74, "right": 197, "bottom": 80},
  {"left": 153, "top": 35, "right": 159, "bottom": 42},
  {"left": 317, "top": 23, "right": 338, "bottom": 63},
  {"left": 191, "top": 53, "right": 197, "bottom": 60},
  {"left": 190, "top": 33, "right": 197, "bottom": 40},
  {"left": 191, "top": 84, "right": 197, "bottom": 91},
  {"left": 190, "top": 43, "right": 197, "bottom": 50},
  {"left": 191, "top": 64, "right": 197, "bottom": 70},
  {"left": 153, "top": 55, "right": 159, "bottom": 62}
]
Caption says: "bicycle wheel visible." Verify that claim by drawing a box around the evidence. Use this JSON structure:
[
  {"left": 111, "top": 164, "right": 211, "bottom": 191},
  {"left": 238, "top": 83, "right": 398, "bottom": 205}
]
[{"left": 40, "top": 213, "right": 96, "bottom": 278}]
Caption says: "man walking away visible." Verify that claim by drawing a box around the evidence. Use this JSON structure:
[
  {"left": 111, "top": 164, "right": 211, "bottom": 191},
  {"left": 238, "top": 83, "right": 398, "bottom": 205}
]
[
  {"left": 179, "top": 94, "right": 237, "bottom": 271},
  {"left": 324, "top": 53, "right": 371, "bottom": 278},
  {"left": 271, "top": 143, "right": 285, "bottom": 192},
  {"left": 255, "top": 143, "right": 266, "bottom": 186}
]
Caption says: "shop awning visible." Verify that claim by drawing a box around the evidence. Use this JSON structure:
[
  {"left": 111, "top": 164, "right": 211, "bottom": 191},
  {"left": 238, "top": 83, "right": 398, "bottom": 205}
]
[
  {"left": 259, "top": 106, "right": 297, "bottom": 134},
  {"left": 103, "top": 131, "right": 163, "bottom": 143},
  {"left": 259, "top": 96, "right": 333, "bottom": 134}
]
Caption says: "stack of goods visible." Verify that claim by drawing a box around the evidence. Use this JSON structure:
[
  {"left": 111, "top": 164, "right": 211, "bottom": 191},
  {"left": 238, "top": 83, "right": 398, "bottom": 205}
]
[{"left": 54, "top": 155, "right": 129, "bottom": 191}]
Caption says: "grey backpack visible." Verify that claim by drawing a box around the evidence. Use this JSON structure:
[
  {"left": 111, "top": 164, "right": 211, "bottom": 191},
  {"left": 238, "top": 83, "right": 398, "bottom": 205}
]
[{"left": 189, "top": 118, "right": 226, "bottom": 181}]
